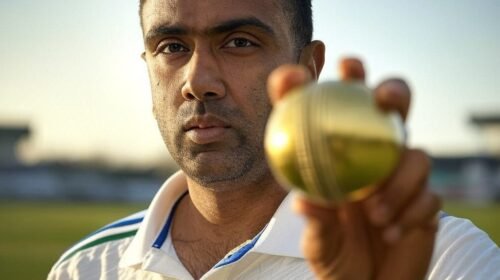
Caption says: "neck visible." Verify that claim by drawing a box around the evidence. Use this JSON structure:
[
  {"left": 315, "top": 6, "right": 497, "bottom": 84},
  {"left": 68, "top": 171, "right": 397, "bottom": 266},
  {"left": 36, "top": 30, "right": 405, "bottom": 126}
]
[
  {"left": 183, "top": 174, "right": 287, "bottom": 238},
  {"left": 171, "top": 173, "right": 287, "bottom": 279}
]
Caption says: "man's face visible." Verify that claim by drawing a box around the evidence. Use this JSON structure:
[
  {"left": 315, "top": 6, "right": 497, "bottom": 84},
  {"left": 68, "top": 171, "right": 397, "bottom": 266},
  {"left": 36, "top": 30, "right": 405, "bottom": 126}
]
[{"left": 142, "top": 0, "right": 297, "bottom": 189}]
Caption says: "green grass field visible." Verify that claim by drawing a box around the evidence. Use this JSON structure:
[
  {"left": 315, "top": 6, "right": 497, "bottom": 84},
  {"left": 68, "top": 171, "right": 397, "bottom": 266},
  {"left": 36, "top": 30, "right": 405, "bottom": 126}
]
[
  {"left": 0, "top": 201, "right": 498, "bottom": 280},
  {"left": 0, "top": 202, "right": 145, "bottom": 280}
]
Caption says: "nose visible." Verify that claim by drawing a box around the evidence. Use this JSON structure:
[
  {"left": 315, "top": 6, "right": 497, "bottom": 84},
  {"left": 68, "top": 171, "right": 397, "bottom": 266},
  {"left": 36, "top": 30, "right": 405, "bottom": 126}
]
[{"left": 181, "top": 50, "right": 226, "bottom": 102}]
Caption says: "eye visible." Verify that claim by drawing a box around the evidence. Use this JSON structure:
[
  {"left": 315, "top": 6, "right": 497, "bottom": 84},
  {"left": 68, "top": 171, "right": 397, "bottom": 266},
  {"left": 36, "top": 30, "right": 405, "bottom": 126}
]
[
  {"left": 224, "top": 38, "right": 255, "bottom": 48},
  {"left": 161, "top": 42, "right": 189, "bottom": 54}
]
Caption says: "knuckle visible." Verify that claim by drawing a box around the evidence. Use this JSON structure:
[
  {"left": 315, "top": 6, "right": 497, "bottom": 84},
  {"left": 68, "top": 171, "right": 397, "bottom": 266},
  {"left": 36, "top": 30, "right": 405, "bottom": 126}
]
[
  {"left": 422, "top": 191, "right": 442, "bottom": 222},
  {"left": 401, "top": 191, "right": 440, "bottom": 227},
  {"left": 409, "top": 148, "right": 432, "bottom": 174}
]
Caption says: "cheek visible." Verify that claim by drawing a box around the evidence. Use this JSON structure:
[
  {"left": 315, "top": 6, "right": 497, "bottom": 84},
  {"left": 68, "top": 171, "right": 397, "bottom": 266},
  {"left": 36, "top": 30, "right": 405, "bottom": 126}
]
[
  {"left": 150, "top": 81, "right": 186, "bottom": 153},
  {"left": 232, "top": 73, "right": 272, "bottom": 120},
  {"left": 150, "top": 68, "right": 183, "bottom": 121}
]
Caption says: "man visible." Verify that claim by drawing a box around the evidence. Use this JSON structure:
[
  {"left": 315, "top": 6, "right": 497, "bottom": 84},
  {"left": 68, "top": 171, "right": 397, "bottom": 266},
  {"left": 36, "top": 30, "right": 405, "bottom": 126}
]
[{"left": 48, "top": 0, "right": 500, "bottom": 279}]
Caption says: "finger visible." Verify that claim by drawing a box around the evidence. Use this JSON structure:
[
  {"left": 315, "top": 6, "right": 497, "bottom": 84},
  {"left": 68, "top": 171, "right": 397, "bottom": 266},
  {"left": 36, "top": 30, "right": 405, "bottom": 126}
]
[
  {"left": 338, "top": 202, "right": 372, "bottom": 254},
  {"left": 377, "top": 223, "right": 438, "bottom": 280},
  {"left": 297, "top": 199, "right": 374, "bottom": 279},
  {"left": 374, "top": 78, "right": 411, "bottom": 122},
  {"left": 294, "top": 196, "right": 341, "bottom": 265},
  {"left": 364, "top": 149, "right": 432, "bottom": 227},
  {"left": 294, "top": 197, "right": 370, "bottom": 260},
  {"left": 267, "top": 64, "right": 312, "bottom": 105},
  {"left": 293, "top": 195, "right": 339, "bottom": 223},
  {"left": 338, "top": 57, "right": 366, "bottom": 82},
  {"left": 385, "top": 190, "right": 441, "bottom": 242},
  {"left": 301, "top": 220, "right": 341, "bottom": 271},
  {"left": 335, "top": 203, "right": 374, "bottom": 278}
]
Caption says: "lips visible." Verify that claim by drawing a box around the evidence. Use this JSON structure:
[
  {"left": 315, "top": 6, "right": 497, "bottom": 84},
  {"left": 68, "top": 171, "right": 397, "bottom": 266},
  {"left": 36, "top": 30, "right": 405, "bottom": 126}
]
[{"left": 183, "top": 115, "right": 231, "bottom": 145}]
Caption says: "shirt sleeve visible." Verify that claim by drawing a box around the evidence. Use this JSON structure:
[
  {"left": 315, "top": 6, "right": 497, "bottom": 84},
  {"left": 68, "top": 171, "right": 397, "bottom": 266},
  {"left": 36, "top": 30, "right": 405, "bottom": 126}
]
[
  {"left": 427, "top": 215, "right": 500, "bottom": 279},
  {"left": 47, "top": 260, "right": 72, "bottom": 280}
]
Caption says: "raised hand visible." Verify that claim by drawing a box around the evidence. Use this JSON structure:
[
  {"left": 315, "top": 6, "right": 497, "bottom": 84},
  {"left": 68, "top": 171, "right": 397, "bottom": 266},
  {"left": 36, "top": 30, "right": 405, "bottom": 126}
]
[{"left": 267, "top": 58, "right": 441, "bottom": 280}]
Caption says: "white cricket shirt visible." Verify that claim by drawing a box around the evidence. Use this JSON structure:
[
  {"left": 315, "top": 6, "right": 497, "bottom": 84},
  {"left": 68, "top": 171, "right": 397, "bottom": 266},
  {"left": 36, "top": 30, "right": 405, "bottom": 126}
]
[{"left": 48, "top": 171, "right": 500, "bottom": 280}]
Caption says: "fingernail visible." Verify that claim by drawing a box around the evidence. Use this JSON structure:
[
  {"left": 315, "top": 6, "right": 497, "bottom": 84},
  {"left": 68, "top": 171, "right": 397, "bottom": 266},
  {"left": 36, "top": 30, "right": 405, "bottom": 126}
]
[{"left": 383, "top": 226, "right": 401, "bottom": 244}]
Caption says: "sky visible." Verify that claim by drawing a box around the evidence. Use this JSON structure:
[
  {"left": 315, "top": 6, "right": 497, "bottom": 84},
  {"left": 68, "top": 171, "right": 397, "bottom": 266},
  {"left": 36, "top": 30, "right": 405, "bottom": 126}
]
[{"left": 0, "top": 0, "right": 499, "bottom": 166}]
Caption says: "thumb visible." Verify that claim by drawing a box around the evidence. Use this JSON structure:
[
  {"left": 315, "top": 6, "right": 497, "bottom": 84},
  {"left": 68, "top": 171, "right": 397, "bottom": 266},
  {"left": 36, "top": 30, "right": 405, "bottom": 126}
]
[{"left": 267, "top": 64, "right": 312, "bottom": 105}]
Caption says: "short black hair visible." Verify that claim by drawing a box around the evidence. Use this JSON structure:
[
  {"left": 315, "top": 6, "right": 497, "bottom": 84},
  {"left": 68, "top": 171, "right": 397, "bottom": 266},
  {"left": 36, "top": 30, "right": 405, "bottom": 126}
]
[
  {"left": 282, "top": 0, "right": 313, "bottom": 51},
  {"left": 139, "top": 0, "right": 313, "bottom": 51}
]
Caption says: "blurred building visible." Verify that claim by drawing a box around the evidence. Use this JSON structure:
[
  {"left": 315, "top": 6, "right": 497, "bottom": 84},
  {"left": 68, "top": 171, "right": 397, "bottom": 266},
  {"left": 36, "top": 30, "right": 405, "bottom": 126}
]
[
  {"left": 431, "top": 156, "right": 500, "bottom": 202},
  {"left": 0, "top": 124, "right": 169, "bottom": 202},
  {"left": 431, "top": 112, "right": 500, "bottom": 202},
  {"left": 471, "top": 113, "right": 500, "bottom": 156},
  {"left": 0, "top": 125, "right": 29, "bottom": 166}
]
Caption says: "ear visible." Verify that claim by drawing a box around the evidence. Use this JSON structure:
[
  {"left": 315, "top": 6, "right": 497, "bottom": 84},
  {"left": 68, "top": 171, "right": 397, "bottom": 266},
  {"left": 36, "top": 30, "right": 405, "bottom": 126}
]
[
  {"left": 298, "top": 40, "right": 325, "bottom": 80},
  {"left": 141, "top": 51, "right": 146, "bottom": 61}
]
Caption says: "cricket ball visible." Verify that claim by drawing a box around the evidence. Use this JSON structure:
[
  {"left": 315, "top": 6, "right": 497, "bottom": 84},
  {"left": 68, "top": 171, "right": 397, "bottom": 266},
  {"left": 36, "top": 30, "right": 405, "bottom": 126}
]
[{"left": 265, "top": 81, "right": 405, "bottom": 203}]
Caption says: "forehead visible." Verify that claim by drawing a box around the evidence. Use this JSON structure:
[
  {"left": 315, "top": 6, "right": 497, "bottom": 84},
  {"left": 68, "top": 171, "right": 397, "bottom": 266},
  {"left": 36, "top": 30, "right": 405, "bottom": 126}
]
[{"left": 141, "top": 0, "right": 289, "bottom": 37}]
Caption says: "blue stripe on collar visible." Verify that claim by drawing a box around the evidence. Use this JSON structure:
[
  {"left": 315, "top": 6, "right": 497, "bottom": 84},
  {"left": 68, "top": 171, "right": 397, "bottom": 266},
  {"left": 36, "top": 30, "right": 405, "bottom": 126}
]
[
  {"left": 439, "top": 211, "right": 450, "bottom": 219},
  {"left": 152, "top": 191, "right": 188, "bottom": 249},
  {"left": 213, "top": 225, "right": 267, "bottom": 269}
]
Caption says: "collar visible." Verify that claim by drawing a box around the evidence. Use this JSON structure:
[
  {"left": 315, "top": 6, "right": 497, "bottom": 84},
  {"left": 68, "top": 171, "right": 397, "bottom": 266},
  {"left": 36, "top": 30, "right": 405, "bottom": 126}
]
[
  {"left": 252, "top": 192, "right": 304, "bottom": 258},
  {"left": 119, "top": 171, "right": 187, "bottom": 268},
  {"left": 119, "top": 171, "right": 305, "bottom": 270}
]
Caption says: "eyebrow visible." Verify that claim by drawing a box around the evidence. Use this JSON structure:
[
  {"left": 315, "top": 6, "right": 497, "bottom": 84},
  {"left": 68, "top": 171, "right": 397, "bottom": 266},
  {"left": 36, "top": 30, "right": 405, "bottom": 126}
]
[
  {"left": 145, "top": 17, "right": 275, "bottom": 43},
  {"left": 209, "top": 17, "right": 275, "bottom": 36}
]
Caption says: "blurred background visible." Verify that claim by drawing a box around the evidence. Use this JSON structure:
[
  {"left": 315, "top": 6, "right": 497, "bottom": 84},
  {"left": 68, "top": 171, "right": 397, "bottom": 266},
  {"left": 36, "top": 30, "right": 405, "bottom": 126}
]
[{"left": 1, "top": 0, "right": 499, "bottom": 279}]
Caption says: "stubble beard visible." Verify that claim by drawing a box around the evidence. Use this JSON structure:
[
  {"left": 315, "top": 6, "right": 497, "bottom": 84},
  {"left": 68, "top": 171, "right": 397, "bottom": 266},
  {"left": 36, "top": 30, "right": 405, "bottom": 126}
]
[
  {"left": 159, "top": 100, "right": 275, "bottom": 192},
  {"left": 181, "top": 144, "right": 272, "bottom": 191}
]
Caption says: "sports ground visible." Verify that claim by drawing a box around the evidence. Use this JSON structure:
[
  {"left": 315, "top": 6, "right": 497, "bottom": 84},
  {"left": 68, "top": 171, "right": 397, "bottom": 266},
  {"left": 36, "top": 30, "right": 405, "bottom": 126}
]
[{"left": 0, "top": 201, "right": 498, "bottom": 279}]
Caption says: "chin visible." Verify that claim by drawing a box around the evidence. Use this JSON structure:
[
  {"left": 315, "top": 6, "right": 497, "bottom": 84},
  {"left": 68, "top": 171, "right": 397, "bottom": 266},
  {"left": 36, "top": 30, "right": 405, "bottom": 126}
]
[
  {"left": 181, "top": 157, "right": 272, "bottom": 191},
  {"left": 185, "top": 162, "right": 250, "bottom": 185}
]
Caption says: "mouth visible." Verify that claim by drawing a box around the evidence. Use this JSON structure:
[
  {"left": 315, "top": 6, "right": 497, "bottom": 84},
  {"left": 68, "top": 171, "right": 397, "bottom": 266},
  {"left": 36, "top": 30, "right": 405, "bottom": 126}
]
[{"left": 183, "top": 115, "right": 232, "bottom": 145}]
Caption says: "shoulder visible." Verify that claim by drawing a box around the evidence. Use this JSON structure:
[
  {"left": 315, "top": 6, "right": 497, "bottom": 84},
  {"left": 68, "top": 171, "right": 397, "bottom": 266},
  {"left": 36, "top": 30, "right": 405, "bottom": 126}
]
[
  {"left": 435, "top": 213, "right": 497, "bottom": 251},
  {"left": 48, "top": 210, "right": 146, "bottom": 279},
  {"left": 427, "top": 213, "right": 500, "bottom": 279}
]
